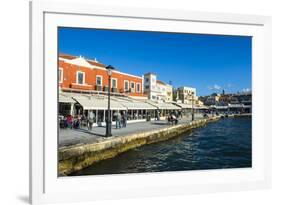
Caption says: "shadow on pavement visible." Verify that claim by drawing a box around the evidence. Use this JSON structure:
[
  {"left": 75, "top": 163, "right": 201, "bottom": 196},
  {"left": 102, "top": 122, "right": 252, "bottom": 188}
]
[
  {"left": 151, "top": 121, "right": 169, "bottom": 125},
  {"left": 75, "top": 128, "right": 106, "bottom": 137}
]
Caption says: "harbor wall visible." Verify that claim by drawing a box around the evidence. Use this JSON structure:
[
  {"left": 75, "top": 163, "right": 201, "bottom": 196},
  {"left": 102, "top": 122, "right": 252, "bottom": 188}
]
[{"left": 59, "top": 116, "right": 220, "bottom": 176}]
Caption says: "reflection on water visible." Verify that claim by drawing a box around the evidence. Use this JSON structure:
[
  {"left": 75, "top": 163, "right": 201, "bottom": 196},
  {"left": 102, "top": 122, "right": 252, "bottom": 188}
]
[{"left": 71, "top": 118, "right": 252, "bottom": 176}]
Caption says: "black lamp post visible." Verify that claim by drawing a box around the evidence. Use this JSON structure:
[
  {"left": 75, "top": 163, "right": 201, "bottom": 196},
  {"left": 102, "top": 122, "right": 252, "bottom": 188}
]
[
  {"left": 191, "top": 93, "right": 195, "bottom": 121},
  {"left": 105, "top": 65, "right": 115, "bottom": 137}
]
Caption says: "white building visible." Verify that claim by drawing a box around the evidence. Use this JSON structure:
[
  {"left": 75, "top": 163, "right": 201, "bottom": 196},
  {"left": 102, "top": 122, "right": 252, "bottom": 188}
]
[
  {"left": 176, "top": 86, "right": 197, "bottom": 104},
  {"left": 205, "top": 94, "right": 220, "bottom": 105},
  {"left": 156, "top": 80, "right": 173, "bottom": 102},
  {"left": 143, "top": 73, "right": 159, "bottom": 101},
  {"left": 143, "top": 73, "right": 173, "bottom": 102}
]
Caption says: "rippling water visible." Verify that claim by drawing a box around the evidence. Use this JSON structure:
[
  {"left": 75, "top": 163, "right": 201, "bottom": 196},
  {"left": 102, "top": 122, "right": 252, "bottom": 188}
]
[{"left": 72, "top": 117, "right": 252, "bottom": 176}]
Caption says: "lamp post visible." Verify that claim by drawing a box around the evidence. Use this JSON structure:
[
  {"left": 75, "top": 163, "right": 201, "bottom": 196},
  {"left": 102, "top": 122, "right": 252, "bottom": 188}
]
[
  {"left": 191, "top": 93, "right": 194, "bottom": 121},
  {"left": 105, "top": 65, "right": 115, "bottom": 137}
]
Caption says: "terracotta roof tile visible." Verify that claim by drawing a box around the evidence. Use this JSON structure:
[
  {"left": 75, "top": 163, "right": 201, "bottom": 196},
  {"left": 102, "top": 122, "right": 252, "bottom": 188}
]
[
  {"left": 59, "top": 53, "right": 105, "bottom": 67},
  {"left": 86, "top": 60, "right": 105, "bottom": 68},
  {"left": 157, "top": 80, "right": 166, "bottom": 85},
  {"left": 59, "top": 53, "right": 77, "bottom": 60}
]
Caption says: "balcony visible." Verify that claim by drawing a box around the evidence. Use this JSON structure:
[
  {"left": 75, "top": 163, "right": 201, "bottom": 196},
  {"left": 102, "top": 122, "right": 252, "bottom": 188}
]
[
  {"left": 70, "top": 83, "right": 93, "bottom": 90},
  {"left": 95, "top": 85, "right": 102, "bottom": 91},
  {"left": 112, "top": 87, "right": 118, "bottom": 93},
  {"left": 103, "top": 87, "right": 118, "bottom": 93},
  {"left": 103, "top": 86, "right": 109, "bottom": 92}
]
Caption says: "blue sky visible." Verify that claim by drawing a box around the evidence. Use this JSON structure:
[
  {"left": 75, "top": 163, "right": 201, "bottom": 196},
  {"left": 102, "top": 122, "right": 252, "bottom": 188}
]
[{"left": 58, "top": 27, "right": 252, "bottom": 96}]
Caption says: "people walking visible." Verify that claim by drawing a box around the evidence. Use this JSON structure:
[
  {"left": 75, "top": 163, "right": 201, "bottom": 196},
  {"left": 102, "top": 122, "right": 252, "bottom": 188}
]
[
  {"left": 88, "top": 111, "right": 95, "bottom": 131},
  {"left": 122, "top": 112, "right": 127, "bottom": 128},
  {"left": 156, "top": 109, "right": 160, "bottom": 121},
  {"left": 170, "top": 112, "right": 178, "bottom": 125},
  {"left": 179, "top": 110, "right": 183, "bottom": 119},
  {"left": 118, "top": 112, "right": 122, "bottom": 128},
  {"left": 115, "top": 112, "right": 122, "bottom": 129},
  {"left": 66, "top": 114, "right": 73, "bottom": 129},
  {"left": 114, "top": 112, "right": 118, "bottom": 129},
  {"left": 63, "top": 115, "right": 68, "bottom": 128},
  {"left": 74, "top": 114, "right": 81, "bottom": 129}
]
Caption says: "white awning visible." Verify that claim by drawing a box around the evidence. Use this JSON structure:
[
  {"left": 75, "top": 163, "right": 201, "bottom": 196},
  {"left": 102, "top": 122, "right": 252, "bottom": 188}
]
[
  {"left": 59, "top": 92, "right": 185, "bottom": 110},
  {"left": 173, "top": 103, "right": 192, "bottom": 109},
  {"left": 147, "top": 101, "right": 181, "bottom": 110},
  {"left": 73, "top": 96, "right": 126, "bottom": 110},
  {"left": 59, "top": 93, "right": 75, "bottom": 103},
  {"left": 73, "top": 98, "right": 95, "bottom": 110},
  {"left": 111, "top": 97, "right": 157, "bottom": 110},
  {"left": 120, "top": 101, "right": 156, "bottom": 110}
]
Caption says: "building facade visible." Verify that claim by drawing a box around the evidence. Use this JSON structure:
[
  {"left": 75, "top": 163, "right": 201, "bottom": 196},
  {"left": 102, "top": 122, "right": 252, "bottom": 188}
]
[
  {"left": 175, "top": 86, "right": 197, "bottom": 104},
  {"left": 156, "top": 80, "right": 173, "bottom": 102},
  {"left": 204, "top": 93, "right": 221, "bottom": 105},
  {"left": 202, "top": 92, "right": 252, "bottom": 107},
  {"left": 59, "top": 54, "right": 146, "bottom": 99},
  {"left": 143, "top": 73, "right": 159, "bottom": 101},
  {"left": 143, "top": 73, "right": 173, "bottom": 102}
]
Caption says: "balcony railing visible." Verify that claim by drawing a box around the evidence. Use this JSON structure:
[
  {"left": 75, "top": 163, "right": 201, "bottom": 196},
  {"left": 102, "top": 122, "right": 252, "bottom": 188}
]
[{"left": 95, "top": 85, "right": 102, "bottom": 91}]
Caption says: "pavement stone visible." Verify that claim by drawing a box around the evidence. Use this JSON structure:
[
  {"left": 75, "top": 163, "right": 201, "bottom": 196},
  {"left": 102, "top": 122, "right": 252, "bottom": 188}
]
[{"left": 59, "top": 114, "right": 207, "bottom": 147}]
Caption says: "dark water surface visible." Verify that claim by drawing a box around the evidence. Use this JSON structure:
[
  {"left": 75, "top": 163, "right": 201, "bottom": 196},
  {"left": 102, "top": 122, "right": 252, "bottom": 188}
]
[{"left": 72, "top": 117, "right": 252, "bottom": 176}]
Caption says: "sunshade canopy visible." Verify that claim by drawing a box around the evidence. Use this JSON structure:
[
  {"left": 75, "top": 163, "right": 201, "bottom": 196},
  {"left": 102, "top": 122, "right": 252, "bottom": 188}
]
[
  {"left": 173, "top": 103, "right": 192, "bottom": 109},
  {"left": 59, "top": 93, "right": 75, "bottom": 103},
  {"left": 60, "top": 92, "right": 189, "bottom": 111},
  {"left": 73, "top": 95, "right": 126, "bottom": 110},
  {"left": 147, "top": 101, "right": 181, "bottom": 110}
]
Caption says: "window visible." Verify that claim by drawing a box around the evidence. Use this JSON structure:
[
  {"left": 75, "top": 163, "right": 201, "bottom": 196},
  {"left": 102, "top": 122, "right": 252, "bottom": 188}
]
[
  {"left": 136, "top": 83, "right": 141, "bottom": 93},
  {"left": 96, "top": 75, "right": 102, "bottom": 86},
  {"left": 124, "top": 80, "right": 129, "bottom": 91},
  {"left": 145, "top": 85, "right": 149, "bottom": 90},
  {"left": 59, "top": 68, "right": 63, "bottom": 83},
  {"left": 111, "top": 78, "right": 117, "bottom": 88},
  {"left": 145, "top": 78, "right": 149, "bottom": 83},
  {"left": 130, "top": 82, "right": 135, "bottom": 92},
  {"left": 76, "top": 71, "right": 85, "bottom": 85}
]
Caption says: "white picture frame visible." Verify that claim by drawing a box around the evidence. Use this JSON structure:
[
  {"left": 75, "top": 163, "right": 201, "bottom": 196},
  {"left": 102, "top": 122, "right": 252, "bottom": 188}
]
[{"left": 30, "top": 0, "right": 272, "bottom": 204}]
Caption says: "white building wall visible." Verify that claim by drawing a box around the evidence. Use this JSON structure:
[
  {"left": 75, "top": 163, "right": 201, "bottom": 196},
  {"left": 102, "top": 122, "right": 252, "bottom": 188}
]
[
  {"left": 144, "top": 73, "right": 173, "bottom": 102},
  {"left": 178, "top": 86, "right": 197, "bottom": 104},
  {"left": 144, "top": 73, "right": 159, "bottom": 101}
]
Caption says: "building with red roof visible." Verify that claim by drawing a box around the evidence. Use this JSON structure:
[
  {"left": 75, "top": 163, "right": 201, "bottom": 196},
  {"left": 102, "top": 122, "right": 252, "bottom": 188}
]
[{"left": 58, "top": 54, "right": 147, "bottom": 99}]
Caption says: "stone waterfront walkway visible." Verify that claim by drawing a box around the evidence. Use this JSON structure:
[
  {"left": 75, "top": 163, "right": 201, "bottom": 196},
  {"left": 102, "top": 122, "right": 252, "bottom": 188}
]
[{"left": 59, "top": 114, "right": 207, "bottom": 147}]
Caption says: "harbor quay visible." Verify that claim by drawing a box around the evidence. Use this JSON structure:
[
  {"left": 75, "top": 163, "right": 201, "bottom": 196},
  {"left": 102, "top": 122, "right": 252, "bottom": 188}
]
[
  {"left": 59, "top": 113, "right": 205, "bottom": 147},
  {"left": 59, "top": 114, "right": 222, "bottom": 176}
]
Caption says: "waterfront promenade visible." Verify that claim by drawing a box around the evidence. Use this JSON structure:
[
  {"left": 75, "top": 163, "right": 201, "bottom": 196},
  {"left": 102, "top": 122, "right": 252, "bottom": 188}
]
[
  {"left": 59, "top": 114, "right": 222, "bottom": 175},
  {"left": 59, "top": 114, "right": 205, "bottom": 147}
]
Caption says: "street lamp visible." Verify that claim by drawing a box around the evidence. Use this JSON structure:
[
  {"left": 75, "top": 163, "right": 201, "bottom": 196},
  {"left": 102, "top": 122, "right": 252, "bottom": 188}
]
[
  {"left": 191, "top": 93, "right": 194, "bottom": 121},
  {"left": 105, "top": 65, "right": 115, "bottom": 137}
]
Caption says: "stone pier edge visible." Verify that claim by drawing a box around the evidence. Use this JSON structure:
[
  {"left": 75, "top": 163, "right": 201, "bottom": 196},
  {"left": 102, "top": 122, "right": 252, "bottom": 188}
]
[{"left": 58, "top": 116, "right": 221, "bottom": 176}]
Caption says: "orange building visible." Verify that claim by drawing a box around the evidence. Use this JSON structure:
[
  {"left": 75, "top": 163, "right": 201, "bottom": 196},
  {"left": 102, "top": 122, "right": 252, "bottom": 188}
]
[{"left": 58, "top": 53, "right": 147, "bottom": 99}]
